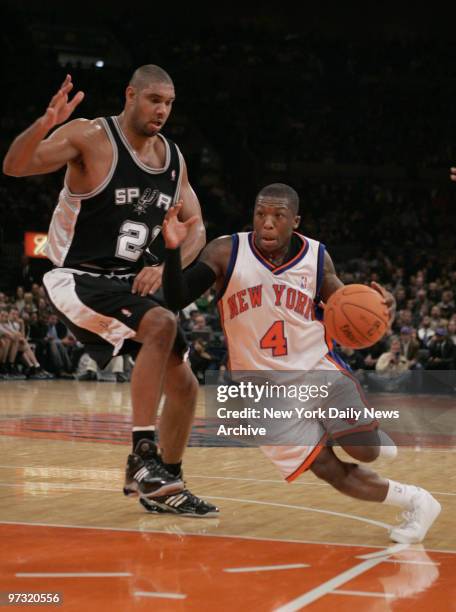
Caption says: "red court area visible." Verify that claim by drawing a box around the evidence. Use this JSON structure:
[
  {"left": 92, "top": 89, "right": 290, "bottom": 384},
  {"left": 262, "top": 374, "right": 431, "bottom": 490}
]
[{"left": 0, "top": 524, "right": 454, "bottom": 611}]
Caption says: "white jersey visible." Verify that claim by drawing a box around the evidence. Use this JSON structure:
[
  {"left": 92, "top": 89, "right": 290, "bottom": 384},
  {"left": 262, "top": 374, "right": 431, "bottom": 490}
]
[{"left": 218, "top": 232, "right": 330, "bottom": 371}]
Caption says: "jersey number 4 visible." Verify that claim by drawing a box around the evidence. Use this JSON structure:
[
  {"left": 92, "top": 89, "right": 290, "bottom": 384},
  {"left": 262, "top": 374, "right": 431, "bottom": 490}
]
[
  {"left": 260, "top": 321, "right": 288, "bottom": 357},
  {"left": 116, "top": 221, "right": 161, "bottom": 262}
]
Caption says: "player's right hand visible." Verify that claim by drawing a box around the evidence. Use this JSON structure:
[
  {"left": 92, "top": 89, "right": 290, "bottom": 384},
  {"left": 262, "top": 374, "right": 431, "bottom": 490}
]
[
  {"left": 39, "top": 75, "right": 85, "bottom": 131},
  {"left": 450, "top": 167, "right": 456, "bottom": 182},
  {"left": 162, "top": 201, "right": 199, "bottom": 249}
]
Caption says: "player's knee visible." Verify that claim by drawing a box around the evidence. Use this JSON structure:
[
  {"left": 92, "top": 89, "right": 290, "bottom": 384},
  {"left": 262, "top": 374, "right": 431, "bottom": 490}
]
[
  {"left": 311, "top": 451, "right": 338, "bottom": 486},
  {"left": 172, "top": 365, "right": 198, "bottom": 400},
  {"left": 139, "top": 307, "right": 176, "bottom": 345},
  {"left": 351, "top": 446, "right": 380, "bottom": 463}
]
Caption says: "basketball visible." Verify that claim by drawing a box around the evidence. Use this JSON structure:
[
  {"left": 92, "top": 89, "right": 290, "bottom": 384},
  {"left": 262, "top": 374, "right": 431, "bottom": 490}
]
[{"left": 324, "top": 284, "right": 389, "bottom": 349}]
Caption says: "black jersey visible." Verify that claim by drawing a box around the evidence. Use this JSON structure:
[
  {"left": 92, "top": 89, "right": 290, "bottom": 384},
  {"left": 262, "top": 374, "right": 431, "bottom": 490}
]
[{"left": 45, "top": 116, "right": 183, "bottom": 270}]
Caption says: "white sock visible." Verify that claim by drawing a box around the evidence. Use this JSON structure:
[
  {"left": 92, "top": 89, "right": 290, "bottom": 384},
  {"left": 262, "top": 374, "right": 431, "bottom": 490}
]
[
  {"left": 132, "top": 425, "right": 155, "bottom": 432},
  {"left": 384, "top": 480, "right": 420, "bottom": 509},
  {"left": 378, "top": 431, "right": 398, "bottom": 460}
]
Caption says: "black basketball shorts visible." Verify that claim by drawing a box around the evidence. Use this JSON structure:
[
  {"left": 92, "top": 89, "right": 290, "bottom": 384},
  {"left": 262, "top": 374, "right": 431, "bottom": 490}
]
[{"left": 43, "top": 268, "right": 187, "bottom": 369}]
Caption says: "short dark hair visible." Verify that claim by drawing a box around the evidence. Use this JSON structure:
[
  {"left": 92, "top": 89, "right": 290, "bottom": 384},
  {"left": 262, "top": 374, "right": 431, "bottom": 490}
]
[
  {"left": 255, "top": 183, "right": 300, "bottom": 214},
  {"left": 129, "top": 65, "right": 174, "bottom": 91}
]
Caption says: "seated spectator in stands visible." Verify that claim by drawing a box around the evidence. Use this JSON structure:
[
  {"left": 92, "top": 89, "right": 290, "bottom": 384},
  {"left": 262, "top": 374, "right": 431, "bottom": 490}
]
[
  {"left": 418, "top": 315, "right": 435, "bottom": 347},
  {"left": 188, "top": 312, "right": 213, "bottom": 342},
  {"left": 42, "top": 314, "right": 74, "bottom": 377},
  {"left": 412, "top": 289, "right": 430, "bottom": 320},
  {"left": 429, "top": 305, "right": 442, "bottom": 330},
  {"left": 336, "top": 345, "right": 365, "bottom": 378},
  {"left": 375, "top": 337, "right": 410, "bottom": 376},
  {"left": 0, "top": 309, "right": 23, "bottom": 378},
  {"left": 361, "top": 329, "right": 393, "bottom": 370},
  {"left": 23, "top": 292, "right": 37, "bottom": 315},
  {"left": 427, "top": 282, "right": 442, "bottom": 304},
  {"left": 180, "top": 303, "right": 200, "bottom": 330},
  {"left": 394, "top": 286, "right": 407, "bottom": 311},
  {"left": 438, "top": 290, "right": 455, "bottom": 320},
  {"left": 393, "top": 309, "right": 413, "bottom": 333},
  {"left": 189, "top": 338, "right": 216, "bottom": 384},
  {"left": 448, "top": 319, "right": 456, "bottom": 345},
  {"left": 6, "top": 307, "right": 48, "bottom": 377},
  {"left": 14, "top": 286, "right": 25, "bottom": 313},
  {"left": 426, "top": 328, "right": 455, "bottom": 370},
  {"left": 399, "top": 326, "right": 421, "bottom": 369},
  {"left": 77, "top": 353, "right": 129, "bottom": 382}
]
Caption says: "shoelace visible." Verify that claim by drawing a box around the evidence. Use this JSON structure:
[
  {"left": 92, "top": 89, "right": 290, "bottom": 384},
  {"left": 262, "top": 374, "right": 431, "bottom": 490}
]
[
  {"left": 144, "top": 456, "right": 179, "bottom": 481},
  {"left": 397, "top": 508, "right": 419, "bottom": 528}
]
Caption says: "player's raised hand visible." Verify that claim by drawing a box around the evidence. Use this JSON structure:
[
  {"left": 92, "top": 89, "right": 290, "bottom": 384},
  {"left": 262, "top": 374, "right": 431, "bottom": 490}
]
[
  {"left": 450, "top": 167, "right": 456, "bottom": 182},
  {"left": 40, "top": 75, "right": 85, "bottom": 131},
  {"left": 162, "top": 201, "right": 199, "bottom": 249}
]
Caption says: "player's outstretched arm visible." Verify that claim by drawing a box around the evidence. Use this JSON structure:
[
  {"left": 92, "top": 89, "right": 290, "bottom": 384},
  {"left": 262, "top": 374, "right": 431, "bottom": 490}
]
[
  {"left": 3, "top": 74, "right": 85, "bottom": 177},
  {"left": 162, "top": 206, "right": 231, "bottom": 310}
]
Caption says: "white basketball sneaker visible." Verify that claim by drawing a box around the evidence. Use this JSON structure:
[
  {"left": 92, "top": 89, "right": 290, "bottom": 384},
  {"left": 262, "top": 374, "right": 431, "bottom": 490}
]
[{"left": 390, "top": 489, "right": 441, "bottom": 544}]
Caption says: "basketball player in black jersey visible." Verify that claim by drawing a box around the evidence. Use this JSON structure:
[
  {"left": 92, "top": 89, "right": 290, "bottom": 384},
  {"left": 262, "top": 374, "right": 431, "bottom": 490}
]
[
  {"left": 3, "top": 65, "right": 218, "bottom": 516},
  {"left": 159, "top": 183, "right": 441, "bottom": 543}
]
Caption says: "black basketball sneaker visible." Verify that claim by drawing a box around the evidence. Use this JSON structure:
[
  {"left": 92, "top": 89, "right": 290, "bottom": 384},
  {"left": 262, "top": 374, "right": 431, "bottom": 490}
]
[
  {"left": 123, "top": 439, "right": 184, "bottom": 499},
  {"left": 139, "top": 489, "right": 219, "bottom": 517}
]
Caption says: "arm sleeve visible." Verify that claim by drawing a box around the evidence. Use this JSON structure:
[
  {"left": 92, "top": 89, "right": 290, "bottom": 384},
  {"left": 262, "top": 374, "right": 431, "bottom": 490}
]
[{"left": 163, "top": 247, "right": 217, "bottom": 311}]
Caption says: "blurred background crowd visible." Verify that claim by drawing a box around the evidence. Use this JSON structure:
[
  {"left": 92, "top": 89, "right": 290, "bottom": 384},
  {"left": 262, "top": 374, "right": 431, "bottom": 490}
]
[{"left": 0, "top": 3, "right": 455, "bottom": 383}]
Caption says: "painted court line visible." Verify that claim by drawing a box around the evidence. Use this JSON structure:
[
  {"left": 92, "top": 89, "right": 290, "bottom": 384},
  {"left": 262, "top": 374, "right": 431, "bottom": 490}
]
[
  {"left": 331, "top": 589, "right": 395, "bottom": 598},
  {"left": 134, "top": 591, "right": 186, "bottom": 600},
  {"left": 275, "top": 557, "right": 392, "bottom": 610},
  {"left": 16, "top": 572, "right": 131, "bottom": 578},
  {"left": 208, "top": 495, "right": 392, "bottom": 530},
  {"left": 224, "top": 563, "right": 309, "bottom": 573},
  {"left": 1, "top": 465, "right": 455, "bottom": 497},
  {"left": 356, "top": 543, "right": 409, "bottom": 559}
]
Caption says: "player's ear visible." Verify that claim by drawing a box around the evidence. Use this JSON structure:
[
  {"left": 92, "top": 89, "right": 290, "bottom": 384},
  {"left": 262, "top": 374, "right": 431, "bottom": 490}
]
[
  {"left": 125, "top": 85, "right": 136, "bottom": 105},
  {"left": 293, "top": 215, "right": 301, "bottom": 229}
]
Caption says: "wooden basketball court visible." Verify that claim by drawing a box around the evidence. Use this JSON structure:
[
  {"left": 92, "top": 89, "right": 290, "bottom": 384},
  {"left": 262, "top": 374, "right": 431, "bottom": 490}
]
[{"left": 0, "top": 380, "right": 455, "bottom": 610}]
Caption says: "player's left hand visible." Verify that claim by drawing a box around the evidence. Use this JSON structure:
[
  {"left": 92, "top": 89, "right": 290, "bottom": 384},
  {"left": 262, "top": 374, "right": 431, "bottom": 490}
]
[
  {"left": 132, "top": 265, "right": 163, "bottom": 296},
  {"left": 450, "top": 167, "right": 456, "bottom": 182},
  {"left": 162, "top": 201, "right": 199, "bottom": 249},
  {"left": 370, "top": 281, "right": 396, "bottom": 327}
]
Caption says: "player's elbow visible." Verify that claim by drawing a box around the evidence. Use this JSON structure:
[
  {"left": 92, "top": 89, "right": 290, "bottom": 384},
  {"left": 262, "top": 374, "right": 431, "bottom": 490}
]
[
  {"left": 195, "top": 221, "right": 206, "bottom": 252},
  {"left": 3, "top": 156, "right": 27, "bottom": 177}
]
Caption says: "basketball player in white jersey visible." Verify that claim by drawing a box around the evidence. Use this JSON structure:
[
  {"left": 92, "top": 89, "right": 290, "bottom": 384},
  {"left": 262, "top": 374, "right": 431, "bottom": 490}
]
[
  {"left": 3, "top": 66, "right": 218, "bottom": 516},
  {"left": 161, "top": 183, "right": 441, "bottom": 543}
]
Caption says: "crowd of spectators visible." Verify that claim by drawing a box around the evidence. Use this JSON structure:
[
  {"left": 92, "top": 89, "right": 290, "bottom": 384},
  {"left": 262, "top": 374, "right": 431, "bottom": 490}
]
[{"left": 1, "top": 243, "right": 455, "bottom": 384}]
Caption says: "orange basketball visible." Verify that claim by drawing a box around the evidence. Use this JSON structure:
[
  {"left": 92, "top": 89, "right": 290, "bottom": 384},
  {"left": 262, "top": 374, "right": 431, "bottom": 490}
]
[{"left": 324, "top": 284, "right": 389, "bottom": 349}]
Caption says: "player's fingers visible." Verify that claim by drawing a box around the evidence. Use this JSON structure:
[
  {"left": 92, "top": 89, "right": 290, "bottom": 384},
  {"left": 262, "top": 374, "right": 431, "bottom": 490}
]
[
  {"left": 370, "top": 281, "right": 387, "bottom": 300},
  {"left": 131, "top": 273, "right": 144, "bottom": 294},
  {"left": 60, "top": 74, "right": 71, "bottom": 88},
  {"left": 68, "top": 91, "right": 85, "bottom": 112},
  {"left": 148, "top": 279, "right": 162, "bottom": 295}
]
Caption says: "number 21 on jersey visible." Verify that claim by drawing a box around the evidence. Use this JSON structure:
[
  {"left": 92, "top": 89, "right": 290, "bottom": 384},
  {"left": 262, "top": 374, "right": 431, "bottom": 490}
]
[{"left": 260, "top": 320, "right": 288, "bottom": 357}]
